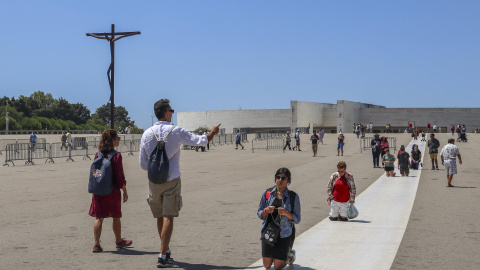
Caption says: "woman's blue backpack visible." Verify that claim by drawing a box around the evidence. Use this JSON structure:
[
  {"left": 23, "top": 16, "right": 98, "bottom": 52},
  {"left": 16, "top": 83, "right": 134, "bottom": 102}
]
[{"left": 88, "top": 151, "right": 118, "bottom": 196}]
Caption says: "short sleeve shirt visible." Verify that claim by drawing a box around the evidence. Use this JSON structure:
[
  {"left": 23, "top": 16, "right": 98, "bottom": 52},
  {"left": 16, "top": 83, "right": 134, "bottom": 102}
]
[
  {"left": 311, "top": 134, "right": 319, "bottom": 144},
  {"left": 397, "top": 152, "right": 410, "bottom": 168},
  {"left": 428, "top": 138, "right": 440, "bottom": 154},
  {"left": 440, "top": 144, "right": 460, "bottom": 160},
  {"left": 30, "top": 134, "right": 37, "bottom": 143},
  {"left": 382, "top": 154, "right": 396, "bottom": 168}
]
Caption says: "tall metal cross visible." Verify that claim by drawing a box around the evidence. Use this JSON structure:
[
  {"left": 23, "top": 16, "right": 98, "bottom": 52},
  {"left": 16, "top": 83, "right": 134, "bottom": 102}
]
[{"left": 86, "top": 24, "right": 140, "bottom": 129}]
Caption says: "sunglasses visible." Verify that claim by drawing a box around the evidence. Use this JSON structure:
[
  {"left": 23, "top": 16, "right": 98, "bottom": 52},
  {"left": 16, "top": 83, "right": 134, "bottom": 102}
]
[
  {"left": 168, "top": 109, "right": 175, "bottom": 113},
  {"left": 275, "top": 175, "right": 288, "bottom": 181}
]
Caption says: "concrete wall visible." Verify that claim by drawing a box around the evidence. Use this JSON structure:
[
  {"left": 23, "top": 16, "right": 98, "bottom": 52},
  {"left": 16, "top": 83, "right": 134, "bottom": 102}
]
[
  {"left": 291, "top": 101, "right": 337, "bottom": 131},
  {"left": 360, "top": 108, "right": 480, "bottom": 131},
  {"left": 337, "top": 100, "right": 385, "bottom": 133},
  {"left": 177, "top": 109, "right": 291, "bottom": 133}
]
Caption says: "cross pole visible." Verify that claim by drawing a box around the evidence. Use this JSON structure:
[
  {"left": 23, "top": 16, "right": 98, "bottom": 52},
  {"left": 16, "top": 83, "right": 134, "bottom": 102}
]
[{"left": 86, "top": 24, "right": 140, "bottom": 129}]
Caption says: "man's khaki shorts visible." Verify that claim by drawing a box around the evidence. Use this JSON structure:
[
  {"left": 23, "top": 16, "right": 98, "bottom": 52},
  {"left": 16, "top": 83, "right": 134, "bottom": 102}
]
[
  {"left": 430, "top": 153, "right": 438, "bottom": 159},
  {"left": 312, "top": 144, "right": 318, "bottom": 151},
  {"left": 147, "top": 177, "right": 182, "bottom": 218}
]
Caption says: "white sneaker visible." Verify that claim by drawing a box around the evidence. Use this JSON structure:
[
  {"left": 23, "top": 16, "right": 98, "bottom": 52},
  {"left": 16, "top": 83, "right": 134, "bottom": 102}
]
[{"left": 287, "top": 249, "right": 296, "bottom": 265}]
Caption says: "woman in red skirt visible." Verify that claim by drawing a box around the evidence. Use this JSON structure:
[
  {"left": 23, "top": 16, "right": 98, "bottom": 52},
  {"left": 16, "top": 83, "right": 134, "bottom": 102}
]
[{"left": 89, "top": 129, "right": 132, "bottom": 252}]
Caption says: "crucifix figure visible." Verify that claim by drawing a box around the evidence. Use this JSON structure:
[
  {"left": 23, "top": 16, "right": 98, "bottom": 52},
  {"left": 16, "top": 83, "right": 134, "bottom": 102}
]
[{"left": 87, "top": 24, "right": 140, "bottom": 129}]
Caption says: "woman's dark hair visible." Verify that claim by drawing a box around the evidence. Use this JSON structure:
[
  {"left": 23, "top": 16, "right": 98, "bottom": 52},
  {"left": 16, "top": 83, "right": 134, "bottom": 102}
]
[
  {"left": 98, "top": 129, "right": 117, "bottom": 152},
  {"left": 154, "top": 99, "right": 171, "bottom": 120},
  {"left": 275, "top": 167, "right": 291, "bottom": 184}
]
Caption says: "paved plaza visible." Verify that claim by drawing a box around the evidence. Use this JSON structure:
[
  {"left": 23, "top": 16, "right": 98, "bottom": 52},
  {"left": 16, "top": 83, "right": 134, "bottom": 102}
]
[{"left": 0, "top": 133, "right": 479, "bottom": 269}]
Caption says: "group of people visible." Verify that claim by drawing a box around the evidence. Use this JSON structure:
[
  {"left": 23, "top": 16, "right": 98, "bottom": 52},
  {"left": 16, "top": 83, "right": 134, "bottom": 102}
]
[
  {"left": 89, "top": 99, "right": 221, "bottom": 268},
  {"left": 370, "top": 132, "right": 463, "bottom": 186},
  {"left": 88, "top": 104, "right": 466, "bottom": 269}
]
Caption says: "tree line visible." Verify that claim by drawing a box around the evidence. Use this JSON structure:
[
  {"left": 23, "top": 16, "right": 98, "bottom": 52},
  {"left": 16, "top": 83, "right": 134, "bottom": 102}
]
[{"left": 0, "top": 91, "right": 142, "bottom": 133}]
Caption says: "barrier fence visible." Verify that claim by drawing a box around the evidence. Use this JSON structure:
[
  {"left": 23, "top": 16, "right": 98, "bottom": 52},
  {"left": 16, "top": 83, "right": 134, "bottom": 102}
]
[
  {"left": 251, "top": 138, "right": 285, "bottom": 153},
  {"left": 360, "top": 137, "right": 397, "bottom": 153},
  {"left": 199, "top": 133, "right": 248, "bottom": 147},
  {"left": 3, "top": 139, "right": 141, "bottom": 166}
]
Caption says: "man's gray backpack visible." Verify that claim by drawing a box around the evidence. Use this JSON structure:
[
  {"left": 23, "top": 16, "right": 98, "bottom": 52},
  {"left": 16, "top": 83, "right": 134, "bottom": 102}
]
[
  {"left": 148, "top": 126, "right": 175, "bottom": 184},
  {"left": 88, "top": 151, "right": 118, "bottom": 196}
]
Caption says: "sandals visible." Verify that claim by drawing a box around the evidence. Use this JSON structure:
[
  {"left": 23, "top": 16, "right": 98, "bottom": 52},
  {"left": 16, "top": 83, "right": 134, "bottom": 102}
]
[{"left": 447, "top": 184, "right": 454, "bottom": 187}]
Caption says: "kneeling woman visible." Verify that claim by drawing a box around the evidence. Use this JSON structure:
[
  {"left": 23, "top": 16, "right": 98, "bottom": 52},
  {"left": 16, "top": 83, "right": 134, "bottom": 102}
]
[
  {"left": 258, "top": 168, "right": 301, "bottom": 270},
  {"left": 327, "top": 161, "right": 356, "bottom": 221}
]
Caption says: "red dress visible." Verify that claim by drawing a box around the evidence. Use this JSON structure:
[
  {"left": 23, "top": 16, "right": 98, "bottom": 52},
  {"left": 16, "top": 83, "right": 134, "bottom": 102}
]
[{"left": 89, "top": 151, "right": 126, "bottom": 218}]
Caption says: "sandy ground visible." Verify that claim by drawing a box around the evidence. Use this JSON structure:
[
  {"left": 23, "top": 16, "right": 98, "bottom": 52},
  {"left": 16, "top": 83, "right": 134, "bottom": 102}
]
[{"left": 0, "top": 132, "right": 478, "bottom": 270}]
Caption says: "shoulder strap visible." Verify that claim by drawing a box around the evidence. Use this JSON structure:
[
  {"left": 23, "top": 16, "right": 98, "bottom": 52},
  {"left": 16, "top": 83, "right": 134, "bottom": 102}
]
[
  {"left": 289, "top": 190, "right": 296, "bottom": 213},
  {"left": 107, "top": 150, "right": 118, "bottom": 160},
  {"left": 265, "top": 187, "right": 275, "bottom": 200},
  {"left": 150, "top": 126, "right": 175, "bottom": 142}
]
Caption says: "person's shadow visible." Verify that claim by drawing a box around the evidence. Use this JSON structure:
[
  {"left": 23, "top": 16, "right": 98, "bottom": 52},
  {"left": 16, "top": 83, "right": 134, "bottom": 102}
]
[{"left": 105, "top": 248, "right": 158, "bottom": 256}]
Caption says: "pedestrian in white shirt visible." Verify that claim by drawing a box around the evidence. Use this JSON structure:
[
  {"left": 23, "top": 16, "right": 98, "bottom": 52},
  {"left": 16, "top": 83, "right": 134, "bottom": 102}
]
[
  {"left": 440, "top": 138, "right": 462, "bottom": 187},
  {"left": 139, "top": 99, "right": 221, "bottom": 268}
]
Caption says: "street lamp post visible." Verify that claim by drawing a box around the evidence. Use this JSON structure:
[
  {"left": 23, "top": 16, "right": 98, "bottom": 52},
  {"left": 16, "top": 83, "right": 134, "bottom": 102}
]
[{"left": 5, "top": 101, "right": 9, "bottom": 134}]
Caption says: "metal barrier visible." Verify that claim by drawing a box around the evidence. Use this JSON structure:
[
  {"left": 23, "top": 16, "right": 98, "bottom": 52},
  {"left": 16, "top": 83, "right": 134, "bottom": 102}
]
[
  {"left": 4, "top": 143, "right": 34, "bottom": 166},
  {"left": 3, "top": 139, "right": 141, "bottom": 166},
  {"left": 128, "top": 139, "right": 141, "bottom": 156},
  {"left": 360, "top": 137, "right": 397, "bottom": 153},
  {"left": 252, "top": 138, "right": 285, "bottom": 153}
]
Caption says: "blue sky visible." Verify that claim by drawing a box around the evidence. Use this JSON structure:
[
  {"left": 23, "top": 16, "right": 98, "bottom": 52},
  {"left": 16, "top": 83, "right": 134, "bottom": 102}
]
[{"left": 1, "top": 1, "right": 479, "bottom": 129}]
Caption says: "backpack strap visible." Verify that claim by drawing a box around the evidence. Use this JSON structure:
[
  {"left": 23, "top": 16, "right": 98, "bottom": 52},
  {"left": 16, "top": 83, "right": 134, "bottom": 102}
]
[
  {"left": 150, "top": 126, "right": 175, "bottom": 143},
  {"left": 289, "top": 190, "right": 296, "bottom": 214}
]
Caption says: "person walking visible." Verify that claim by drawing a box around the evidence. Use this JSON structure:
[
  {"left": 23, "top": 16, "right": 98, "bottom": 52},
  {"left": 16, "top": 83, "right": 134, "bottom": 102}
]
[
  {"left": 29, "top": 131, "right": 37, "bottom": 152},
  {"left": 60, "top": 131, "right": 67, "bottom": 150},
  {"left": 371, "top": 134, "right": 382, "bottom": 168},
  {"left": 235, "top": 130, "right": 244, "bottom": 150},
  {"left": 89, "top": 129, "right": 132, "bottom": 253},
  {"left": 258, "top": 167, "right": 301, "bottom": 270},
  {"left": 66, "top": 130, "right": 73, "bottom": 150},
  {"left": 337, "top": 132, "right": 345, "bottom": 156},
  {"left": 139, "top": 99, "right": 221, "bottom": 268},
  {"left": 327, "top": 161, "right": 356, "bottom": 221},
  {"left": 310, "top": 131, "right": 319, "bottom": 157},
  {"left": 284, "top": 131, "right": 292, "bottom": 150},
  {"left": 427, "top": 123, "right": 431, "bottom": 133},
  {"left": 382, "top": 149, "right": 396, "bottom": 177},
  {"left": 295, "top": 130, "right": 301, "bottom": 151},
  {"left": 397, "top": 145, "right": 410, "bottom": 177},
  {"left": 428, "top": 133, "right": 440, "bottom": 170},
  {"left": 451, "top": 125, "right": 455, "bottom": 136},
  {"left": 319, "top": 128, "right": 325, "bottom": 145},
  {"left": 433, "top": 124, "right": 438, "bottom": 133},
  {"left": 421, "top": 131, "right": 426, "bottom": 142},
  {"left": 440, "top": 138, "right": 462, "bottom": 187}
]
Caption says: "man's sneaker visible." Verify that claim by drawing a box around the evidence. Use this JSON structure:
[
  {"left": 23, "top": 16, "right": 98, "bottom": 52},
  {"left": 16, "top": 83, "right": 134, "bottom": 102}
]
[
  {"left": 166, "top": 251, "right": 174, "bottom": 263},
  {"left": 329, "top": 216, "right": 338, "bottom": 221},
  {"left": 242, "top": 146, "right": 244, "bottom": 150},
  {"left": 116, "top": 239, "right": 133, "bottom": 248},
  {"left": 157, "top": 257, "right": 174, "bottom": 268},
  {"left": 287, "top": 249, "right": 296, "bottom": 265},
  {"left": 92, "top": 244, "right": 103, "bottom": 253}
]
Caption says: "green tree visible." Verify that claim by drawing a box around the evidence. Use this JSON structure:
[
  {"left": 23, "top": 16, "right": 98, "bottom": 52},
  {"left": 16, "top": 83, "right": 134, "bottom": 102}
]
[
  {"left": 19, "top": 117, "right": 41, "bottom": 130},
  {"left": 93, "top": 103, "right": 133, "bottom": 127},
  {"left": 65, "top": 120, "right": 77, "bottom": 130},
  {"left": 0, "top": 117, "right": 22, "bottom": 130}
]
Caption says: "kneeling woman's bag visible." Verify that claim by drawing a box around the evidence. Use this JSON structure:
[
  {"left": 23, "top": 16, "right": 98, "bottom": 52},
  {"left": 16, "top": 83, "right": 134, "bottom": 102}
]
[
  {"left": 347, "top": 204, "right": 359, "bottom": 219},
  {"left": 261, "top": 215, "right": 281, "bottom": 246}
]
